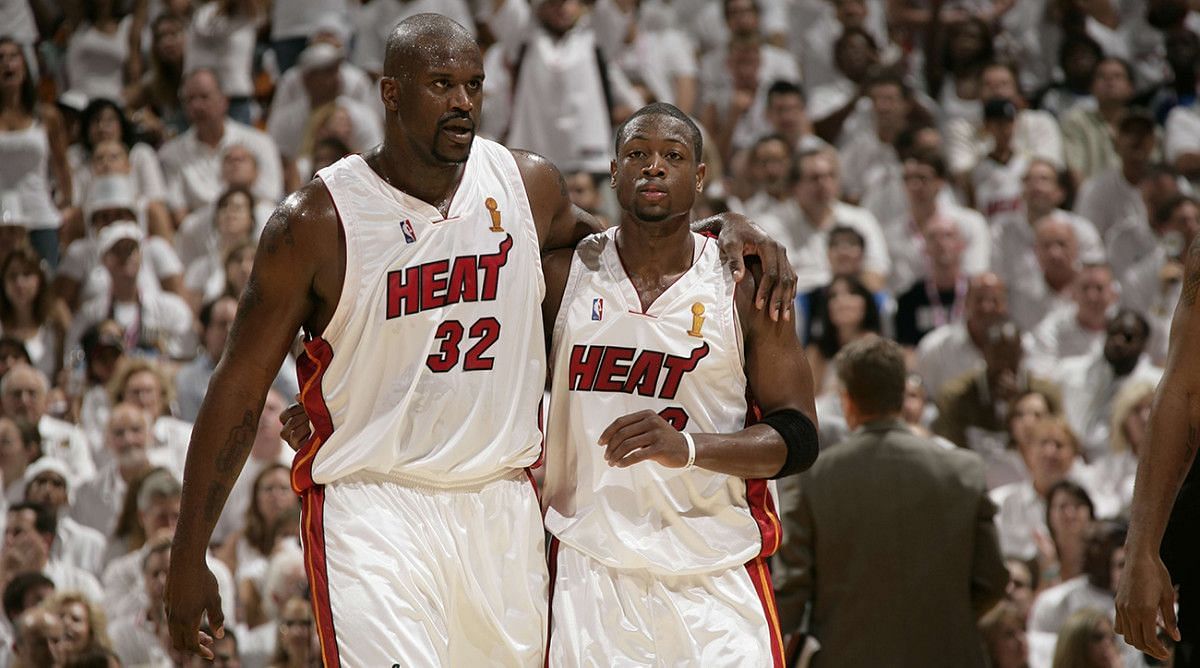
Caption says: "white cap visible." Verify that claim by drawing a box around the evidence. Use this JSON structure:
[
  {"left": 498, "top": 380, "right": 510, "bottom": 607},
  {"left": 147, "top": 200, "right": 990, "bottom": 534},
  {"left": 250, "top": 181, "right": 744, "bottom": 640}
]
[
  {"left": 57, "top": 89, "right": 89, "bottom": 113},
  {"left": 22, "top": 457, "right": 74, "bottom": 506},
  {"left": 298, "top": 42, "right": 343, "bottom": 73},
  {"left": 312, "top": 14, "right": 350, "bottom": 44},
  {"left": 84, "top": 174, "right": 138, "bottom": 224},
  {"left": 97, "top": 221, "right": 144, "bottom": 256}
]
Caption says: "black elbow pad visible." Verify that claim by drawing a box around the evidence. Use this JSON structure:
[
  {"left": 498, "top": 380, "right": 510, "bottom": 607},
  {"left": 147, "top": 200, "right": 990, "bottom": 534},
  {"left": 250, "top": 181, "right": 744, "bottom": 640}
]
[{"left": 761, "top": 409, "right": 819, "bottom": 478}]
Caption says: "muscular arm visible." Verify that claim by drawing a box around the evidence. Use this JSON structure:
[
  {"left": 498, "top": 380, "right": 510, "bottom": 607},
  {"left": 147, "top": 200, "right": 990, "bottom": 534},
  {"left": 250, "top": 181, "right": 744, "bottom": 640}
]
[
  {"left": 1115, "top": 238, "right": 1200, "bottom": 658},
  {"left": 600, "top": 275, "right": 818, "bottom": 478},
  {"left": 166, "top": 183, "right": 338, "bottom": 656}
]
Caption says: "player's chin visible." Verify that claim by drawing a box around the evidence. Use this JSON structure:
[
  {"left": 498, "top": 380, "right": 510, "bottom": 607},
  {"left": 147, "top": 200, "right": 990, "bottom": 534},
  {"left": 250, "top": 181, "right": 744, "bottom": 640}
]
[
  {"left": 431, "top": 141, "right": 472, "bottom": 165},
  {"left": 632, "top": 204, "right": 674, "bottom": 223}
]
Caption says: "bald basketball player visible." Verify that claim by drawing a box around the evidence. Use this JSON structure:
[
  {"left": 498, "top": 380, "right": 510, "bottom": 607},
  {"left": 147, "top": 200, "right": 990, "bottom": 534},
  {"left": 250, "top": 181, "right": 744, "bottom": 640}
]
[
  {"left": 165, "top": 14, "right": 794, "bottom": 667},
  {"left": 1115, "top": 243, "right": 1200, "bottom": 660}
]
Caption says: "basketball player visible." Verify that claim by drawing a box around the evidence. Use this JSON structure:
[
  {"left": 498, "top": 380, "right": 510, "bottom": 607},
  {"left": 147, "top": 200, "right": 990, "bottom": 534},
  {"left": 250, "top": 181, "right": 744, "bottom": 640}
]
[
  {"left": 283, "top": 102, "right": 820, "bottom": 664},
  {"left": 1115, "top": 242, "right": 1200, "bottom": 659},
  {"left": 539, "top": 103, "right": 819, "bottom": 666},
  {"left": 165, "top": 14, "right": 795, "bottom": 667}
]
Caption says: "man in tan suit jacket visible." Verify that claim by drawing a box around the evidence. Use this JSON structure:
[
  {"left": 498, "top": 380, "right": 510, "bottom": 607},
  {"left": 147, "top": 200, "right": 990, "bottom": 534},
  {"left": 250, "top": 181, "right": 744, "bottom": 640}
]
[{"left": 775, "top": 336, "right": 1009, "bottom": 667}]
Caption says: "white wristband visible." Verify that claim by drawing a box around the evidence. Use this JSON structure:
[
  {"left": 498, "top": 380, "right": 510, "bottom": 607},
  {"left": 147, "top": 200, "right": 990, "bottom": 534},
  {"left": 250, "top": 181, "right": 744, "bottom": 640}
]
[{"left": 682, "top": 432, "right": 696, "bottom": 469}]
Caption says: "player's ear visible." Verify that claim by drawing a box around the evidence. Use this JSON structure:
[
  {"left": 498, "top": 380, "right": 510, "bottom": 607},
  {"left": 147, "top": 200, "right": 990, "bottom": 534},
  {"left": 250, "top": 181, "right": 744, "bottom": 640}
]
[
  {"left": 695, "top": 162, "right": 707, "bottom": 192},
  {"left": 609, "top": 160, "right": 618, "bottom": 189},
  {"left": 380, "top": 76, "right": 401, "bottom": 113}
]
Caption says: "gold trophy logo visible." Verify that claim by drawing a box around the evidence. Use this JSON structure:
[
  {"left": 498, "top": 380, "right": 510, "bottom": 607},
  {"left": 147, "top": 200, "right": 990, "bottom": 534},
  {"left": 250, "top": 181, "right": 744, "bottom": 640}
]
[
  {"left": 688, "top": 302, "right": 705, "bottom": 337},
  {"left": 485, "top": 197, "right": 504, "bottom": 232}
]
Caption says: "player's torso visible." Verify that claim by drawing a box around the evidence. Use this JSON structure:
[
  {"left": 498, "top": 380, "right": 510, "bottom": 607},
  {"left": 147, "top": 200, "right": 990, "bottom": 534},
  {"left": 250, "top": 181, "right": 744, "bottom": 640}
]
[
  {"left": 544, "top": 229, "right": 777, "bottom": 575},
  {"left": 301, "top": 141, "right": 545, "bottom": 488}
]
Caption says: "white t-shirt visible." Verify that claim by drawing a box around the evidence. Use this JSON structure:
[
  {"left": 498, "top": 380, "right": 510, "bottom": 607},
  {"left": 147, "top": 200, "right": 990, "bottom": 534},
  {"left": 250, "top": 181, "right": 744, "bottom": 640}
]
[
  {"left": 185, "top": 2, "right": 261, "bottom": 99},
  {"left": 883, "top": 203, "right": 991, "bottom": 295},
  {"left": 1075, "top": 167, "right": 1144, "bottom": 238},
  {"left": 65, "top": 18, "right": 132, "bottom": 103},
  {"left": 352, "top": 0, "right": 476, "bottom": 74},
  {"left": 766, "top": 201, "right": 890, "bottom": 293},
  {"left": 158, "top": 120, "right": 284, "bottom": 212},
  {"left": 1165, "top": 105, "right": 1200, "bottom": 185},
  {"left": 946, "top": 109, "right": 1063, "bottom": 176},
  {"left": 266, "top": 94, "right": 382, "bottom": 158},
  {"left": 58, "top": 235, "right": 184, "bottom": 306},
  {"left": 1027, "top": 306, "right": 1105, "bottom": 377},
  {"left": 270, "top": 0, "right": 348, "bottom": 40}
]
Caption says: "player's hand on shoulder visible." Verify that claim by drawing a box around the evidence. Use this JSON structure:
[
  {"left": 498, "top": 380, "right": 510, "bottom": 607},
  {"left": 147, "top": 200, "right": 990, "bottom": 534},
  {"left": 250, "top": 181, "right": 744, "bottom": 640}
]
[
  {"left": 279, "top": 398, "right": 313, "bottom": 451},
  {"left": 710, "top": 212, "right": 796, "bottom": 322},
  {"left": 599, "top": 409, "right": 689, "bottom": 469}
]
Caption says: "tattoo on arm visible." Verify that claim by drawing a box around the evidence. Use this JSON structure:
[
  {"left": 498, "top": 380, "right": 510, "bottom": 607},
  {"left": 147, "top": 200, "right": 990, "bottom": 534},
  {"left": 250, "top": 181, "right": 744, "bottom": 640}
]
[
  {"left": 215, "top": 410, "right": 257, "bottom": 473},
  {"left": 203, "top": 481, "right": 227, "bottom": 522},
  {"left": 260, "top": 214, "right": 297, "bottom": 255}
]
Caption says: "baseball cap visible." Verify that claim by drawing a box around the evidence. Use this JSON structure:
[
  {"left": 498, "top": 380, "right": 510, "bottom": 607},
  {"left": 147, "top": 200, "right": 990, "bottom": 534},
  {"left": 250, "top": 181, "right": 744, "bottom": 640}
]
[
  {"left": 23, "top": 458, "right": 74, "bottom": 505},
  {"left": 298, "top": 42, "right": 343, "bottom": 73},
  {"left": 983, "top": 98, "right": 1017, "bottom": 122},
  {"left": 84, "top": 174, "right": 138, "bottom": 223},
  {"left": 97, "top": 221, "right": 144, "bottom": 256}
]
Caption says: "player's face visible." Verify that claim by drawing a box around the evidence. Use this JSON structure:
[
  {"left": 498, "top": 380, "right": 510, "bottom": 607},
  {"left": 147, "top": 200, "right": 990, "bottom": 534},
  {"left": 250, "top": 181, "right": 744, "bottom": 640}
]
[
  {"left": 384, "top": 46, "right": 484, "bottom": 165},
  {"left": 611, "top": 116, "right": 705, "bottom": 224}
]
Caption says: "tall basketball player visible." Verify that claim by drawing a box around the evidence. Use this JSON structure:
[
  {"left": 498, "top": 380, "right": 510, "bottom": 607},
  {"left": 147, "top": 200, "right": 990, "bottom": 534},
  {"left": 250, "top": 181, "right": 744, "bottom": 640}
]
[
  {"left": 539, "top": 103, "right": 819, "bottom": 666},
  {"left": 164, "top": 14, "right": 796, "bottom": 667}
]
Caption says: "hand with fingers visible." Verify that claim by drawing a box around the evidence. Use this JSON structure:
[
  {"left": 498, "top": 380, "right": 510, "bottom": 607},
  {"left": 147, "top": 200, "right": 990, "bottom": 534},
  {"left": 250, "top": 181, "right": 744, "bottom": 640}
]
[
  {"left": 599, "top": 410, "right": 690, "bottom": 469},
  {"left": 279, "top": 397, "right": 314, "bottom": 452},
  {"left": 164, "top": 563, "right": 225, "bottom": 660},
  {"left": 1114, "top": 551, "right": 1180, "bottom": 661},
  {"left": 713, "top": 214, "right": 797, "bottom": 322}
]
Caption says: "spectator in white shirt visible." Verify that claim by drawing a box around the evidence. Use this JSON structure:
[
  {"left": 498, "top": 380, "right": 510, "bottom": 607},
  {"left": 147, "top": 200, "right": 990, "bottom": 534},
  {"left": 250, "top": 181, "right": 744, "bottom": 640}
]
[
  {"left": 780, "top": 147, "right": 890, "bottom": 292},
  {"left": 807, "top": 27, "right": 881, "bottom": 147},
  {"left": 738, "top": 134, "right": 793, "bottom": 222},
  {"left": 44, "top": 591, "right": 113, "bottom": 661},
  {"left": 22, "top": 459, "right": 106, "bottom": 578},
  {"left": 762, "top": 81, "right": 827, "bottom": 155},
  {"left": 1052, "top": 309, "right": 1163, "bottom": 462},
  {"left": 991, "top": 159, "right": 1105, "bottom": 322},
  {"left": 273, "top": 19, "right": 377, "bottom": 122},
  {"left": 699, "top": 34, "right": 778, "bottom": 162},
  {"left": 1164, "top": 102, "right": 1200, "bottom": 191},
  {"left": 158, "top": 69, "right": 283, "bottom": 219},
  {"left": 1007, "top": 215, "right": 1083, "bottom": 332},
  {"left": 697, "top": 0, "right": 799, "bottom": 97},
  {"left": 839, "top": 74, "right": 918, "bottom": 214},
  {"left": 991, "top": 416, "right": 1086, "bottom": 562},
  {"left": 1082, "top": 379, "right": 1154, "bottom": 522},
  {"left": 267, "top": 42, "right": 383, "bottom": 193},
  {"left": 945, "top": 62, "right": 1064, "bottom": 185},
  {"left": 70, "top": 404, "right": 158, "bottom": 538},
  {"left": 54, "top": 174, "right": 187, "bottom": 312},
  {"left": 970, "top": 98, "right": 1029, "bottom": 225},
  {"left": 352, "top": 0, "right": 476, "bottom": 79},
  {"left": 0, "top": 246, "right": 67, "bottom": 382},
  {"left": 915, "top": 271, "right": 1012, "bottom": 400},
  {"left": 1077, "top": 112, "right": 1158, "bottom": 248},
  {"left": 885, "top": 148, "right": 990, "bottom": 295},
  {"left": 175, "top": 144, "right": 273, "bottom": 269},
  {"left": 1101, "top": 163, "right": 1185, "bottom": 287},
  {"left": 3, "top": 502, "right": 102, "bottom": 605},
  {"left": 1060, "top": 57, "right": 1136, "bottom": 185},
  {"left": 488, "top": 0, "right": 641, "bottom": 174},
  {"left": 1028, "top": 262, "right": 1117, "bottom": 376},
  {"left": 182, "top": 187, "right": 256, "bottom": 307},
  {"left": 69, "top": 99, "right": 168, "bottom": 213},
  {"left": 590, "top": 0, "right": 700, "bottom": 114},
  {"left": 1028, "top": 521, "right": 1127, "bottom": 638},
  {"left": 65, "top": 223, "right": 195, "bottom": 361},
  {"left": 1, "top": 364, "right": 94, "bottom": 485},
  {"left": 184, "top": 0, "right": 264, "bottom": 125},
  {"left": 107, "top": 534, "right": 176, "bottom": 667},
  {"left": 0, "top": 416, "right": 38, "bottom": 505},
  {"left": 108, "top": 359, "right": 192, "bottom": 481}
]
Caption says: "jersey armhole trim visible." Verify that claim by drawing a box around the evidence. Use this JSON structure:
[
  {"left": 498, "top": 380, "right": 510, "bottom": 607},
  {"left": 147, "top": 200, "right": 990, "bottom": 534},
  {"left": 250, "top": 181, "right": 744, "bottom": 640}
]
[
  {"left": 312, "top": 173, "right": 356, "bottom": 345},
  {"left": 550, "top": 251, "right": 587, "bottom": 367}
]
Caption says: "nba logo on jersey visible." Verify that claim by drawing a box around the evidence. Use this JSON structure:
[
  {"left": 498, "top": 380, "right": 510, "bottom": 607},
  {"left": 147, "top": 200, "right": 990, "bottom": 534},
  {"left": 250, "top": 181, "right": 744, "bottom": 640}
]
[
  {"left": 592, "top": 298, "right": 604, "bottom": 321},
  {"left": 401, "top": 219, "right": 417, "bottom": 243}
]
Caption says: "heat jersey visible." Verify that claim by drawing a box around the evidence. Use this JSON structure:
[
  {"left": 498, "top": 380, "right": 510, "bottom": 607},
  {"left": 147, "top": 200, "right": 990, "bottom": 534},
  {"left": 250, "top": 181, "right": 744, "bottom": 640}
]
[
  {"left": 292, "top": 139, "right": 545, "bottom": 492},
  {"left": 543, "top": 228, "right": 781, "bottom": 576}
]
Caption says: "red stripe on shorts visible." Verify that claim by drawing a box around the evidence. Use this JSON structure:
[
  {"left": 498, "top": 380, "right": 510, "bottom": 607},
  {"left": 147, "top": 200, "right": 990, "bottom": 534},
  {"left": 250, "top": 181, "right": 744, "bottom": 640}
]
[
  {"left": 301, "top": 488, "right": 341, "bottom": 667},
  {"left": 745, "top": 557, "right": 786, "bottom": 668}
]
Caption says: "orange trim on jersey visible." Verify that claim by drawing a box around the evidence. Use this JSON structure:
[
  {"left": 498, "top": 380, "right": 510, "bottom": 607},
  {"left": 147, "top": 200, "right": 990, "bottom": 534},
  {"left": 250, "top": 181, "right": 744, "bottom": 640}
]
[
  {"left": 301, "top": 488, "right": 341, "bottom": 667},
  {"left": 745, "top": 557, "right": 786, "bottom": 667},
  {"left": 290, "top": 337, "right": 336, "bottom": 495}
]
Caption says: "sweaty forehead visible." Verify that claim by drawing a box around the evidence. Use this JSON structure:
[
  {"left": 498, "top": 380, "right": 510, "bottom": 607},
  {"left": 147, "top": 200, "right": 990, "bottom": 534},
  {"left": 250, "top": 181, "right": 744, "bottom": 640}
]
[
  {"left": 619, "top": 116, "right": 692, "bottom": 150},
  {"left": 385, "top": 26, "right": 481, "bottom": 79}
]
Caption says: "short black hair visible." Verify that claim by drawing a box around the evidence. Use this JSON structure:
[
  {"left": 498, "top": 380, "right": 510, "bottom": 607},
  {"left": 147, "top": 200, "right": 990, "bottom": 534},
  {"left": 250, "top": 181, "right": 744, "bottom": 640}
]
[
  {"left": 81, "top": 98, "right": 134, "bottom": 152},
  {"left": 766, "top": 80, "right": 806, "bottom": 106},
  {"left": 827, "top": 225, "right": 865, "bottom": 249},
  {"left": 1154, "top": 194, "right": 1199, "bottom": 226},
  {"left": 1109, "top": 307, "right": 1151, "bottom": 340},
  {"left": 614, "top": 103, "right": 703, "bottom": 159},
  {"left": 1117, "top": 110, "right": 1157, "bottom": 139},
  {"left": 9, "top": 501, "right": 56, "bottom": 539},
  {"left": 0, "top": 337, "right": 31, "bottom": 364},
  {"left": 904, "top": 147, "right": 947, "bottom": 179},
  {"left": 2, "top": 572, "right": 53, "bottom": 623}
]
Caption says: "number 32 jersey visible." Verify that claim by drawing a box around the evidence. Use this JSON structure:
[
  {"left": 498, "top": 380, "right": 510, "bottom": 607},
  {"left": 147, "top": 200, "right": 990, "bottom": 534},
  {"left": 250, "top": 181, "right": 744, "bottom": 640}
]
[
  {"left": 293, "top": 139, "right": 545, "bottom": 492},
  {"left": 543, "top": 229, "right": 781, "bottom": 575}
]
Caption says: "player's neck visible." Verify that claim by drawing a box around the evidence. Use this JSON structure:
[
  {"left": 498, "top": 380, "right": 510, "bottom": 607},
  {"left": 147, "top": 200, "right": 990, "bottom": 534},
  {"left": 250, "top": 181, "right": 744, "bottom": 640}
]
[
  {"left": 369, "top": 144, "right": 465, "bottom": 216},
  {"left": 616, "top": 215, "right": 695, "bottom": 281}
]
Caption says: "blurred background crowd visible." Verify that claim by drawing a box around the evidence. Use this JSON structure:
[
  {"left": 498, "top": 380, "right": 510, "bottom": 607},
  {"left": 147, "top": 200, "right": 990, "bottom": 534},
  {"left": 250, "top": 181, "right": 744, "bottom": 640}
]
[{"left": 0, "top": 0, "right": 1197, "bottom": 665}]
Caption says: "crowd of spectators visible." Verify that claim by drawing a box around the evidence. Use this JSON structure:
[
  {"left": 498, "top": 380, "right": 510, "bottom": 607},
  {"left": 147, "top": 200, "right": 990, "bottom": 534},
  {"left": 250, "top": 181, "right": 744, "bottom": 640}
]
[{"left": 0, "top": 0, "right": 1197, "bottom": 664}]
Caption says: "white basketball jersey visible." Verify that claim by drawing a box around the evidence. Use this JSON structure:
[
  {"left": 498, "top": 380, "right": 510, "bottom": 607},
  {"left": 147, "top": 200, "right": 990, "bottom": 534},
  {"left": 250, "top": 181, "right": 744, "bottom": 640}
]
[
  {"left": 292, "top": 140, "right": 545, "bottom": 491},
  {"left": 543, "top": 228, "right": 781, "bottom": 575}
]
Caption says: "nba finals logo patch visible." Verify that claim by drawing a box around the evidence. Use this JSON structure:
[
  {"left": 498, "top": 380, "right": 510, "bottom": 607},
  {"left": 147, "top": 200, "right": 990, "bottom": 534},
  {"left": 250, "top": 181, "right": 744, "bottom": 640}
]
[
  {"left": 485, "top": 197, "right": 504, "bottom": 232},
  {"left": 592, "top": 298, "right": 604, "bottom": 321},
  {"left": 688, "top": 302, "right": 705, "bottom": 337},
  {"left": 400, "top": 219, "right": 417, "bottom": 243}
]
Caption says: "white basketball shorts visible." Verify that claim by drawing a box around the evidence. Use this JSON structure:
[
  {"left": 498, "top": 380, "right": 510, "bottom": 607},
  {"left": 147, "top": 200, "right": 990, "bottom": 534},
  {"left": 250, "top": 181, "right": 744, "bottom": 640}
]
[
  {"left": 298, "top": 470, "right": 548, "bottom": 666},
  {"left": 546, "top": 539, "right": 786, "bottom": 667}
]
